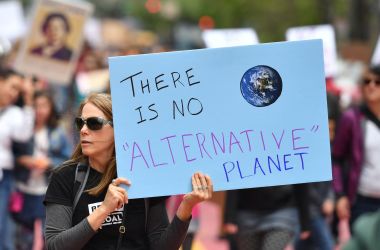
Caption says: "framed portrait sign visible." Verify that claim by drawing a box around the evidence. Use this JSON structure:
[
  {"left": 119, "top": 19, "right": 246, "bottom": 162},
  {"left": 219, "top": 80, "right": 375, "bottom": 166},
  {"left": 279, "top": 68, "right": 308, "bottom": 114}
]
[{"left": 15, "top": 0, "right": 93, "bottom": 84}]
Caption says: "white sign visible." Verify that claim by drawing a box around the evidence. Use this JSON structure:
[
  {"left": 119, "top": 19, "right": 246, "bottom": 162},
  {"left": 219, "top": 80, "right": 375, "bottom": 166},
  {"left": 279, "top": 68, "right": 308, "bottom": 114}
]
[
  {"left": 84, "top": 17, "right": 102, "bottom": 48},
  {"left": 76, "top": 69, "right": 109, "bottom": 95},
  {"left": 286, "top": 24, "right": 337, "bottom": 77},
  {"left": 0, "top": 1, "right": 25, "bottom": 41},
  {"left": 371, "top": 35, "right": 380, "bottom": 65},
  {"left": 202, "top": 28, "right": 259, "bottom": 48}
]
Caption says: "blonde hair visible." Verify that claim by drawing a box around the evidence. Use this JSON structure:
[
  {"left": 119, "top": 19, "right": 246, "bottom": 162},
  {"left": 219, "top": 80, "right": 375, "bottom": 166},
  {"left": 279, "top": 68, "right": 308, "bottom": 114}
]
[{"left": 71, "top": 93, "right": 116, "bottom": 196}]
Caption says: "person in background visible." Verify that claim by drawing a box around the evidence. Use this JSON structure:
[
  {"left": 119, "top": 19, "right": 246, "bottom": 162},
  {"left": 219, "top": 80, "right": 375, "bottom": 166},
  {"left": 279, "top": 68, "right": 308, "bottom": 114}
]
[
  {"left": 0, "top": 68, "right": 35, "bottom": 250},
  {"left": 295, "top": 92, "right": 340, "bottom": 250},
  {"left": 295, "top": 183, "right": 335, "bottom": 250},
  {"left": 12, "top": 90, "right": 72, "bottom": 250},
  {"left": 333, "top": 64, "right": 380, "bottom": 228},
  {"left": 44, "top": 93, "right": 213, "bottom": 250},
  {"left": 342, "top": 210, "right": 380, "bottom": 250},
  {"left": 224, "top": 184, "right": 311, "bottom": 250}
]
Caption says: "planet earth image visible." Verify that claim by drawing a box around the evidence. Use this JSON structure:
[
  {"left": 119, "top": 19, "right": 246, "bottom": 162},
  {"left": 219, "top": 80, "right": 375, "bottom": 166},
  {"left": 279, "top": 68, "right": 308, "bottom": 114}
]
[{"left": 240, "top": 65, "right": 282, "bottom": 107}]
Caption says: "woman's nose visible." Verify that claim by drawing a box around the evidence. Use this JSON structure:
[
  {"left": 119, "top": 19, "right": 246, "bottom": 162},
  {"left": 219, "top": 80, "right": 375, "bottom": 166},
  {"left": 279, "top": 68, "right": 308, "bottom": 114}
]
[{"left": 80, "top": 124, "right": 89, "bottom": 135}]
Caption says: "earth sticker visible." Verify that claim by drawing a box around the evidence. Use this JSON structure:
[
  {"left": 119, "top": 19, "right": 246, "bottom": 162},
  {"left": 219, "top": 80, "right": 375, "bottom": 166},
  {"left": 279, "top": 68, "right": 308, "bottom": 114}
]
[{"left": 240, "top": 65, "right": 282, "bottom": 107}]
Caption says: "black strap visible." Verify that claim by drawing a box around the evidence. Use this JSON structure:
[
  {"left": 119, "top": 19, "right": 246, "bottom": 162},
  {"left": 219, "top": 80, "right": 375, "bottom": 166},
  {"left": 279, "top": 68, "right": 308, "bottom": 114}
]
[
  {"left": 116, "top": 206, "right": 127, "bottom": 250},
  {"left": 144, "top": 198, "right": 149, "bottom": 232},
  {"left": 361, "top": 105, "right": 380, "bottom": 129},
  {"left": 115, "top": 198, "right": 150, "bottom": 250},
  {"left": 73, "top": 163, "right": 90, "bottom": 211}
]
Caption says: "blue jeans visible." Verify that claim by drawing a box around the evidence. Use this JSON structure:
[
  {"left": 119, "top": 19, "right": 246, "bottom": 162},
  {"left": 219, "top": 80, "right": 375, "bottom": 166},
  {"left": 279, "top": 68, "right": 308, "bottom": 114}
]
[
  {"left": 0, "top": 171, "right": 15, "bottom": 250},
  {"left": 295, "top": 215, "right": 334, "bottom": 250}
]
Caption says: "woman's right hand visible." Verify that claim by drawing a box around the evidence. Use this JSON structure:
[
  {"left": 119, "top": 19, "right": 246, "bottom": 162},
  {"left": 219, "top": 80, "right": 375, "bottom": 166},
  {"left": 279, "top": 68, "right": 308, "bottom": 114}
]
[
  {"left": 100, "top": 177, "right": 131, "bottom": 215},
  {"left": 87, "top": 177, "right": 131, "bottom": 231}
]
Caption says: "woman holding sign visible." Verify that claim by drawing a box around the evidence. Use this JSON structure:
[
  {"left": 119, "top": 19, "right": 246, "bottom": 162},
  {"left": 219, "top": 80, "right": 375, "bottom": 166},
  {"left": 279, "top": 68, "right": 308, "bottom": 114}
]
[{"left": 43, "top": 93, "right": 213, "bottom": 250}]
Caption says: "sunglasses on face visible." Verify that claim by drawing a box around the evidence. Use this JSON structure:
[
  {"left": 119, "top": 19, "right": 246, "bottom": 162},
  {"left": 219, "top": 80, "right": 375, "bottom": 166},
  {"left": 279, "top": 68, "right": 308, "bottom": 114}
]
[
  {"left": 362, "top": 78, "right": 380, "bottom": 86},
  {"left": 75, "top": 117, "right": 113, "bottom": 131}
]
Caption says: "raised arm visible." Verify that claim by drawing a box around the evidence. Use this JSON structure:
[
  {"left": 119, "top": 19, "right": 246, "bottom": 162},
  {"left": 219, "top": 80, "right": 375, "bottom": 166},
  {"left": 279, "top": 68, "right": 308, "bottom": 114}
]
[{"left": 148, "top": 172, "right": 213, "bottom": 250}]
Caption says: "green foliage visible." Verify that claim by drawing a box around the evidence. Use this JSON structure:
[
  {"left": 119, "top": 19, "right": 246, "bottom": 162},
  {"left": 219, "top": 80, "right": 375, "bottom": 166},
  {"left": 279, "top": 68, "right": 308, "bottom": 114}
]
[
  {"left": 20, "top": 0, "right": 350, "bottom": 44},
  {"left": 117, "top": 0, "right": 349, "bottom": 43}
]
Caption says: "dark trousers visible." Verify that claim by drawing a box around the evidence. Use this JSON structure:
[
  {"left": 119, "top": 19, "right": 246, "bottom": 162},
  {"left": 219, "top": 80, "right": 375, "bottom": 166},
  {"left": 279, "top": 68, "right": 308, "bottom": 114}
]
[{"left": 351, "top": 194, "right": 380, "bottom": 226}]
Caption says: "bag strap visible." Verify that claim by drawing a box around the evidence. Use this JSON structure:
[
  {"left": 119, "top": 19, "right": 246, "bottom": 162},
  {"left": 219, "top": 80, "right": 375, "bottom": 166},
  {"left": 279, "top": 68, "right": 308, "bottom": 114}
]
[
  {"left": 144, "top": 198, "right": 149, "bottom": 232},
  {"left": 361, "top": 105, "right": 380, "bottom": 129},
  {"left": 73, "top": 163, "right": 90, "bottom": 211},
  {"left": 115, "top": 198, "right": 150, "bottom": 250},
  {"left": 116, "top": 206, "right": 127, "bottom": 250}
]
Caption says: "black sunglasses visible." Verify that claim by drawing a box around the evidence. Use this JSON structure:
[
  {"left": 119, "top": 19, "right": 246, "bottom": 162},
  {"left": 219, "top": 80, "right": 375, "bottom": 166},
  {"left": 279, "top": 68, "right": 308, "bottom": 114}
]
[
  {"left": 75, "top": 117, "right": 113, "bottom": 131},
  {"left": 362, "top": 78, "right": 380, "bottom": 86}
]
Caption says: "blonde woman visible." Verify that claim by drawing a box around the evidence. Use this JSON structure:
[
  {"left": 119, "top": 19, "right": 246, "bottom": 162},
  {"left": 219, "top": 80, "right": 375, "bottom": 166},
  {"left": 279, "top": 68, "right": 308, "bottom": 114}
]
[{"left": 44, "top": 93, "right": 213, "bottom": 250}]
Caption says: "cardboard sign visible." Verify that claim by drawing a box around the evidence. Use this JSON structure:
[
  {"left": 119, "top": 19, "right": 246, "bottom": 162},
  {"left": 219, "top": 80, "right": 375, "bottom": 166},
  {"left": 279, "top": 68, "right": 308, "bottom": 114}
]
[
  {"left": 109, "top": 40, "right": 331, "bottom": 199},
  {"left": 286, "top": 24, "right": 337, "bottom": 77},
  {"left": 202, "top": 28, "right": 259, "bottom": 48},
  {"left": 14, "top": 0, "right": 92, "bottom": 84}
]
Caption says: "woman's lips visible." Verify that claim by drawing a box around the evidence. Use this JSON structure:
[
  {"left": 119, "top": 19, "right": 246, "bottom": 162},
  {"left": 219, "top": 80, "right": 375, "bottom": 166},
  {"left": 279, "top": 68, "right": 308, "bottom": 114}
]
[{"left": 81, "top": 140, "right": 92, "bottom": 145}]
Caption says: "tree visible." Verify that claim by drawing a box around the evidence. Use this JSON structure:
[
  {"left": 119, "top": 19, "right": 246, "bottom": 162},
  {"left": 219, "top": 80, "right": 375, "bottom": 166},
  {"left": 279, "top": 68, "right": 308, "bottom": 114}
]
[{"left": 348, "top": 0, "right": 371, "bottom": 41}]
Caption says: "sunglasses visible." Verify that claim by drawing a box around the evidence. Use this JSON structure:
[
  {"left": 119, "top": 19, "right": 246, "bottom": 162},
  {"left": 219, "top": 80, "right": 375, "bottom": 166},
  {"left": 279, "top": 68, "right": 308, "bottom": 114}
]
[
  {"left": 75, "top": 117, "right": 113, "bottom": 131},
  {"left": 362, "top": 78, "right": 380, "bottom": 86}
]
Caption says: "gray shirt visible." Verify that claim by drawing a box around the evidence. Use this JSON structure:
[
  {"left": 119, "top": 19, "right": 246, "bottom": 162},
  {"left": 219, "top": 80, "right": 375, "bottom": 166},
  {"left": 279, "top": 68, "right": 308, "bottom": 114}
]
[{"left": 45, "top": 202, "right": 190, "bottom": 250}]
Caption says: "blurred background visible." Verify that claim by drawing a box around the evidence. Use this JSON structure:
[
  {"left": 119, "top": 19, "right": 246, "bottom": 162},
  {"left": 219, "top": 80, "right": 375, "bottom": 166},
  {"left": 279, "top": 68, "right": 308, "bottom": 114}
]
[
  {"left": 1, "top": 0, "right": 379, "bottom": 109},
  {"left": 1, "top": 0, "right": 380, "bottom": 250}
]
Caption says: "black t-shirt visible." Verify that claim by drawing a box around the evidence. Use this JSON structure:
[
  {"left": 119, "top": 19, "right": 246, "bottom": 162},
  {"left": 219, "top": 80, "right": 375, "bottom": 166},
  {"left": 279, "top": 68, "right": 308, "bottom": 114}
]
[{"left": 44, "top": 163, "right": 166, "bottom": 250}]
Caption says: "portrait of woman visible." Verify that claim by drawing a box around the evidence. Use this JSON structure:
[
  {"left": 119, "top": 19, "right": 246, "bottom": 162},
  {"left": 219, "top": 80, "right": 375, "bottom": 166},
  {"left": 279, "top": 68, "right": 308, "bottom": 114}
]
[{"left": 30, "top": 12, "right": 73, "bottom": 61}]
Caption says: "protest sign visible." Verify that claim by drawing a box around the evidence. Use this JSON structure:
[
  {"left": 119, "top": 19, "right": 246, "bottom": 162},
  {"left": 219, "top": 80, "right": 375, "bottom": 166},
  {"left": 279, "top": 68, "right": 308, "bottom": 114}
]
[
  {"left": 15, "top": 0, "right": 92, "bottom": 84},
  {"left": 286, "top": 24, "right": 337, "bottom": 77},
  {"left": 0, "top": 1, "right": 25, "bottom": 41},
  {"left": 202, "top": 28, "right": 259, "bottom": 48},
  {"left": 109, "top": 40, "right": 331, "bottom": 199},
  {"left": 76, "top": 69, "right": 109, "bottom": 96},
  {"left": 371, "top": 35, "right": 380, "bottom": 65}
]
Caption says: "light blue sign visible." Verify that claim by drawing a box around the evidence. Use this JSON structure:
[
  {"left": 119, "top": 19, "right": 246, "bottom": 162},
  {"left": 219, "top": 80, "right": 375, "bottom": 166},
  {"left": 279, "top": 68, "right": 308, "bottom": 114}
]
[{"left": 109, "top": 40, "right": 331, "bottom": 199}]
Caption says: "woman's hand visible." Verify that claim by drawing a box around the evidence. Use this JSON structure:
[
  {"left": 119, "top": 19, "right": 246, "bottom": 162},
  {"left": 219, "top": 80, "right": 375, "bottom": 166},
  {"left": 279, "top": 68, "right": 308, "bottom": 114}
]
[
  {"left": 223, "top": 223, "right": 238, "bottom": 234},
  {"left": 176, "top": 172, "right": 213, "bottom": 221},
  {"left": 336, "top": 196, "right": 350, "bottom": 220},
  {"left": 34, "top": 156, "right": 51, "bottom": 170},
  {"left": 322, "top": 199, "right": 334, "bottom": 217},
  {"left": 300, "top": 230, "right": 311, "bottom": 240},
  {"left": 88, "top": 177, "right": 131, "bottom": 231},
  {"left": 100, "top": 177, "right": 131, "bottom": 214}
]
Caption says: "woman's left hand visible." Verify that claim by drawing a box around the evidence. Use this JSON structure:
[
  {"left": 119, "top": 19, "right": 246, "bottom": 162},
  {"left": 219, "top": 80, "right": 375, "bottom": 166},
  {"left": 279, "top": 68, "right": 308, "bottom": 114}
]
[{"left": 176, "top": 172, "right": 213, "bottom": 221}]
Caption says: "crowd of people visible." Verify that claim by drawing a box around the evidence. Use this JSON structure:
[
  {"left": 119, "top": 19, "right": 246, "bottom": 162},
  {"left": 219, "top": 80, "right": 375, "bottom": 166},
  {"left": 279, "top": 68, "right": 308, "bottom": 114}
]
[
  {"left": 0, "top": 17, "right": 380, "bottom": 250},
  {"left": 223, "top": 64, "right": 380, "bottom": 250}
]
